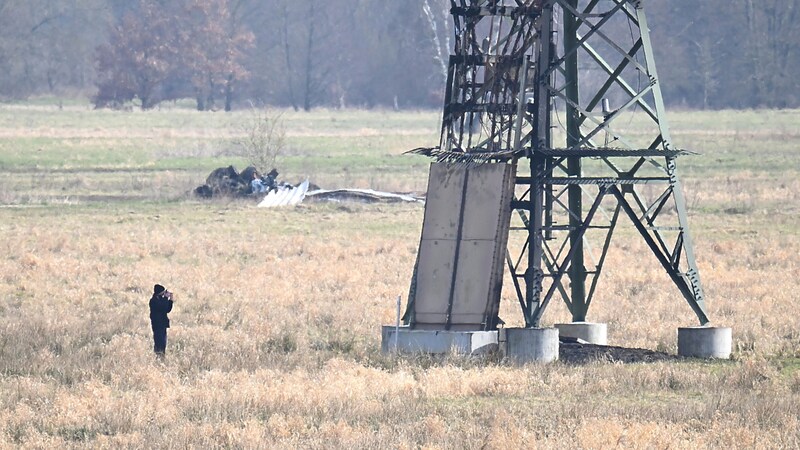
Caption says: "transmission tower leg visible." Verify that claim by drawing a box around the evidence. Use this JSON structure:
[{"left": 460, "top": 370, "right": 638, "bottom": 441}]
[{"left": 564, "top": 0, "right": 587, "bottom": 322}]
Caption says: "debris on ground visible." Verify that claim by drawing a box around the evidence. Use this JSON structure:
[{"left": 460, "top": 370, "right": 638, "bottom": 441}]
[
  {"left": 194, "top": 166, "right": 424, "bottom": 206},
  {"left": 257, "top": 180, "right": 310, "bottom": 207},
  {"left": 305, "top": 188, "right": 423, "bottom": 204},
  {"left": 559, "top": 340, "right": 682, "bottom": 364},
  {"left": 194, "top": 165, "right": 298, "bottom": 199},
  {"left": 257, "top": 186, "right": 423, "bottom": 208},
  {"left": 194, "top": 165, "right": 255, "bottom": 198}
]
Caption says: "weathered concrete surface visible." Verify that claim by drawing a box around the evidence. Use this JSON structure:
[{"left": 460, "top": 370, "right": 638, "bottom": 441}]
[
  {"left": 678, "top": 326, "right": 732, "bottom": 359},
  {"left": 555, "top": 322, "right": 608, "bottom": 345},
  {"left": 380, "top": 325, "right": 498, "bottom": 355},
  {"left": 503, "top": 327, "right": 559, "bottom": 364}
]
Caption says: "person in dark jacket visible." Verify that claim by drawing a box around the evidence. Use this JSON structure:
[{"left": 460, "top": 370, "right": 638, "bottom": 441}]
[{"left": 149, "top": 284, "right": 174, "bottom": 356}]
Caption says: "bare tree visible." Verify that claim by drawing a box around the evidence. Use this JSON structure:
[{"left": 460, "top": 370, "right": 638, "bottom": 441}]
[
  {"left": 688, "top": 27, "right": 731, "bottom": 110},
  {"left": 422, "top": 0, "right": 451, "bottom": 85},
  {"left": 275, "top": 0, "right": 341, "bottom": 111},
  {"left": 278, "top": 0, "right": 299, "bottom": 110},
  {"left": 0, "top": 0, "right": 107, "bottom": 100},
  {"left": 302, "top": 0, "right": 317, "bottom": 112},
  {"left": 234, "top": 107, "right": 286, "bottom": 173},
  {"left": 2, "top": 0, "right": 799, "bottom": 109},
  {"left": 744, "top": 0, "right": 800, "bottom": 107}
]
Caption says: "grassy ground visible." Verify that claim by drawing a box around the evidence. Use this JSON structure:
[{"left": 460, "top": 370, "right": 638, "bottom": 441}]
[{"left": 0, "top": 100, "right": 798, "bottom": 448}]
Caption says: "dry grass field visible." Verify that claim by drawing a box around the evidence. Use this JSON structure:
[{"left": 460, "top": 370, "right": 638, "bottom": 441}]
[{"left": 0, "top": 101, "right": 799, "bottom": 448}]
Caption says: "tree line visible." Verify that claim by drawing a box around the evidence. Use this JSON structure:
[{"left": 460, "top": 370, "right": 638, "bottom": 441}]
[{"left": 0, "top": 0, "right": 797, "bottom": 110}]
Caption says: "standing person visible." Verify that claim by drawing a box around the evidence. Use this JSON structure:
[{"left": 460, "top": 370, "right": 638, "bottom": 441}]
[{"left": 149, "top": 284, "right": 174, "bottom": 356}]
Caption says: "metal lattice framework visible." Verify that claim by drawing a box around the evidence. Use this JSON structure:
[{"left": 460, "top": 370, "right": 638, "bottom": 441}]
[{"left": 411, "top": 0, "right": 711, "bottom": 329}]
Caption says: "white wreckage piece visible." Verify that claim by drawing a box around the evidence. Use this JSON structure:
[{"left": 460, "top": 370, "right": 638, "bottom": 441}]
[
  {"left": 257, "top": 179, "right": 310, "bottom": 208},
  {"left": 305, "top": 188, "right": 423, "bottom": 204}
]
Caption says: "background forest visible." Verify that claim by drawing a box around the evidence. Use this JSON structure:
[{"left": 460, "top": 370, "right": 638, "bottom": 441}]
[{"left": 0, "top": 0, "right": 798, "bottom": 111}]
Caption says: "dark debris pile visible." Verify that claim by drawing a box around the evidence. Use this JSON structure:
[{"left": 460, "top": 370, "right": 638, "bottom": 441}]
[
  {"left": 559, "top": 341, "right": 682, "bottom": 365},
  {"left": 194, "top": 165, "right": 260, "bottom": 198}
]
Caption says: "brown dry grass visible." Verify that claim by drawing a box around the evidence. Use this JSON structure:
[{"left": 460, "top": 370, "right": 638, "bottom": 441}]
[{"left": 0, "top": 105, "right": 799, "bottom": 448}]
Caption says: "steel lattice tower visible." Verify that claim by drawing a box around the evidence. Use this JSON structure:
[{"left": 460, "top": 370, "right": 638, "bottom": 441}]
[{"left": 410, "top": 0, "right": 711, "bottom": 328}]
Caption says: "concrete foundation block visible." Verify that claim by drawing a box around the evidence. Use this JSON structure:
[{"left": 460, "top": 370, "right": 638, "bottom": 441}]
[
  {"left": 677, "top": 326, "right": 732, "bottom": 359},
  {"left": 381, "top": 325, "right": 498, "bottom": 355},
  {"left": 555, "top": 322, "right": 608, "bottom": 345},
  {"left": 503, "top": 327, "right": 559, "bottom": 364}
]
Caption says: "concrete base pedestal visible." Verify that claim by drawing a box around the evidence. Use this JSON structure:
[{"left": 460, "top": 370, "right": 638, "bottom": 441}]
[
  {"left": 381, "top": 326, "right": 498, "bottom": 355},
  {"left": 555, "top": 322, "right": 608, "bottom": 345},
  {"left": 677, "top": 326, "right": 732, "bottom": 359},
  {"left": 503, "top": 327, "right": 559, "bottom": 364}
]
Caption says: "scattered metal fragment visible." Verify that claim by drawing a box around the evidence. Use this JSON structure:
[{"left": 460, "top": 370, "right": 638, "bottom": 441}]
[
  {"left": 256, "top": 180, "right": 309, "bottom": 208},
  {"left": 305, "top": 188, "right": 423, "bottom": 204}
]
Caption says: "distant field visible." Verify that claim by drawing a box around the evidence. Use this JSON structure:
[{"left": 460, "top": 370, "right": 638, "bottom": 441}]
[
  {"left": 0, "top": 103, "right": 439, "bottom": 203},
  {"left": 0, "top": 102, "right": 798, "bottom": 201},
  {"left": 0, "top": 101, "right": 798, "bottom": 448}
]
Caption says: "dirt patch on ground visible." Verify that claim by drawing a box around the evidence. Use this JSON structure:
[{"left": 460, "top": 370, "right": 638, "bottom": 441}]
[{"left": 559, "top": 342, "right": 682, "bottom": 365}]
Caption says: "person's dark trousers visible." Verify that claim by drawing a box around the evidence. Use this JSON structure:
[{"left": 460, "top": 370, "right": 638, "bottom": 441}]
[{"left": 152, "top": 326, "right": 167, "bottom": 355}]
